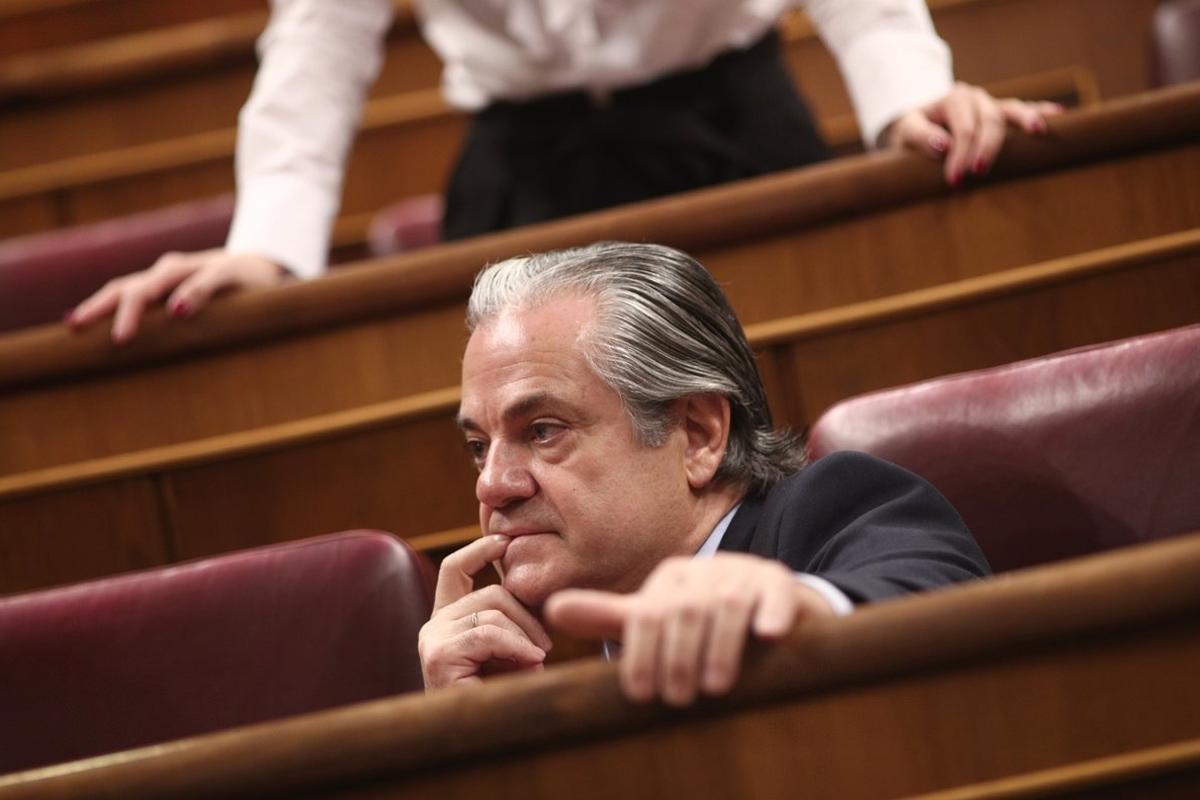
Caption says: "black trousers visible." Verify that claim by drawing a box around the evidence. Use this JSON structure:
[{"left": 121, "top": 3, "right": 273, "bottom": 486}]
[{"left": 442, "top": 31, "right": 828, "bottom": 240}]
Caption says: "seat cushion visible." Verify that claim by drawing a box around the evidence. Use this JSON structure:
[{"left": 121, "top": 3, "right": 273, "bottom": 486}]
[
  {"left": 807, "top": 325, "right": 1200, "bottom": 572},
  {"left": 0, "top": 195, "right": 233, "bottom": 332},
  {"left": 0, "top": 530, "right": 434, "bottom": 775}
]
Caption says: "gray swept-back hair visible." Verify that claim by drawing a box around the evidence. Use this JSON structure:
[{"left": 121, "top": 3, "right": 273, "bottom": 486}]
[{"left": 466, "top": 241, "right": 804, "bottom": 496}]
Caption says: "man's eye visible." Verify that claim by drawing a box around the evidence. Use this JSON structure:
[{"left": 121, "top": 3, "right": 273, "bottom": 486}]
[
  {"left": 530, "top": 422, "right": 561, "bottom": 443},
  {"left": 463, "top": 440, "right": 487, "bottom": 464}
]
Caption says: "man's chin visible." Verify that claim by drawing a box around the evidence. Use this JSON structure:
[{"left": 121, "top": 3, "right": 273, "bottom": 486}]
[{"left": 501, "top": 565, "right": 558, "bottom": 612}]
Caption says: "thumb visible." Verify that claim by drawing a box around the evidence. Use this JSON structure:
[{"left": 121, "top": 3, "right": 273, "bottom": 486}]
[
  {"left": 544, "top": 589, "right": 629, "bottom": 640},
  {"left": 889, "top": 112, "right": 952, "bottom": 161}
]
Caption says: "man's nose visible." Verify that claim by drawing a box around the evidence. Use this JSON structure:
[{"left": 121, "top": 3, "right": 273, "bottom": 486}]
[{"left": 476, "top": 442, "right": 536, "bottom": 509}]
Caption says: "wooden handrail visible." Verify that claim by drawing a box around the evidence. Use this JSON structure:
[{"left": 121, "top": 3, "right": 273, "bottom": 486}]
[
  {"left": 1, "top": 226, "right": 1193, "bottom": 503},
  {"left": 0, "top": 12, "right": 264, "bottom": 101},
  {"left": 1, "top": 82, "right": 1196, "bottom": 391},
  {"left": 743, "top": 226, "right": 1200, "bottom": 346},
  {"left": 0, "top": 1, "right": 417, "bottom": 102},
  {"left": 1, "top": 529, "right": 1197, "bottom": 798}
]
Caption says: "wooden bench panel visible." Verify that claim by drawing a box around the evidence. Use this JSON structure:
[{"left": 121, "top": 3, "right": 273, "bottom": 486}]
[
  {"left": 2, "top": 228, "right": 1194, "bottom": 593},
  {"left": 166, "top": 404, "right": 478, "bottom": 561},
  {"left": 0, "top": 89, "right": 1197, "bottom": 593},
  {"left": 0, "top": 0, "right": 260, "bottom": 58},
  {"left": 1, "top": 533, "right": 1197, "bottom": 798},
  {"left": 0, "top": 87, "right": 1196, "bottom": 476},
  {"left": 0, "top": 301, "right": 468, "bottom": 476},
  {"left": 0, "top": 194, "right": 55, "bottom": 238},
  {"left": 0, "top": 477, "right": 168, "bottom": 596},
  {"left": 703, "top": 143, "right": 1200, "bottom": 326},
  {"left": 0, "top": 8, "right": 438, "bottom": 172},
  {"left": 768, "top": 235, "right": 1200, "bottom": 430}
]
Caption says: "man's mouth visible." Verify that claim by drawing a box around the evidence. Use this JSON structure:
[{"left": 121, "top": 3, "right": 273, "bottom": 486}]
[
  {"left": 490, "top": 526, "right": 554, "bottom": 538},
  {"left": 499, "top": 530, "right": 554, "bottom": 563}
]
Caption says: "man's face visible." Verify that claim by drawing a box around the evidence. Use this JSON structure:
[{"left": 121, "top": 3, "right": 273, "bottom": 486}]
[{"left": 458, "top": 293, "right": 698, "bottom": 609}]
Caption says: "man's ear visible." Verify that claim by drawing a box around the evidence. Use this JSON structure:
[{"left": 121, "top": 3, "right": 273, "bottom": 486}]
[{"left": 680, "top": 393, "right": 731, "bottom": 490}]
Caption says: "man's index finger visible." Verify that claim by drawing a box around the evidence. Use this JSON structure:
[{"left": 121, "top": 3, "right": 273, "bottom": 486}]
[{"left": 433, "top": 534, "right": 510, "bottom": 612}]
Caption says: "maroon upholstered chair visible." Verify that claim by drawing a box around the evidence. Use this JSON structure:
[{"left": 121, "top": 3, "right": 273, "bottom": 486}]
[
  {"left": 0, "top": 194, "right": 234, "bottom": 333},
  {"left": 0, "top": 530, "right": 435, "bottom": 776},
  {"left": 366, "top": 194, "right": 445, "bottom": 257},
  {"left": 806, "top": 325, "right": 1200, "bottom": 573},
  {"left": 1152, "top": 0, "right": 1200, "bottom": 86}
]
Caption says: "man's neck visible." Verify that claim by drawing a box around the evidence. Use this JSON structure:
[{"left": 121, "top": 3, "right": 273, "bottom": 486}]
[{"left": 677, "top": 484, "right": 744, "bottom": 556}]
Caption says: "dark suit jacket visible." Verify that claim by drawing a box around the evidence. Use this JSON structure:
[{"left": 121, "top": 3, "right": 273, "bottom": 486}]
[{"left": 718, "top": 451, "right": 990, "bottom": 604}]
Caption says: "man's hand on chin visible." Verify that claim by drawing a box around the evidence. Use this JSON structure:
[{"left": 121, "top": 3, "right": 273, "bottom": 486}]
[
  {"left": 544, "top": 553, "right": 835, "bottom": 707},
  {"left": 419, "top": 535, "right": 553, "bottom": 690}
]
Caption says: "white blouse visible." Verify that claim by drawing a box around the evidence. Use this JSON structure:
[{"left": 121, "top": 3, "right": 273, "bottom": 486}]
[{"left": 227, "top": 0, "right": 952, "bottom": 278}]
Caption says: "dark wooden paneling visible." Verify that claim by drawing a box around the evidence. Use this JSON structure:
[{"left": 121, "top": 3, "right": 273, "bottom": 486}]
[
  {"left": 1, "top": 91, "right": 1198, "bottom": 477},
  {"left": 0, "top": 16, "right": 442, "bottom": 172},
  {"left": 0, "top": 230, "right": 1169, "bottom": 592},
  {"left": 705, "top": 144, "right": 1200, "bottom": 327},
  {"left": 0, "top": 302, "right": 467, "bottom": 474},
  {"left": 65, "top": 159, "right": 236, "bottom": 225},
  {"left": 937, "top": 0, "right": 1161, "bottom": 98},
  {"left": 0, "top": 477, "right": 168, "bottom": 596},
  {"left": 0, "top": 194, "right": 57, "bottom": 238},
  {"left": 0, "top": 0, "right": 260, "bottom": 57},
  {"left": 166, "top": 414, "right": 478, "bottom": 561},
  {"left": 777, "top": 250, "right": 1200, "bottom": 429},
  {"left": 385, "top": 627, "right": 1200, "bottom": 800},
  {"left": 0, "top": 66, "right": 256, "bottom": 172}
]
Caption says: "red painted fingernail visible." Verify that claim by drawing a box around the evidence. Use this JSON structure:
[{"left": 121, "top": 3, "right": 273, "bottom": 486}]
[
  {"left": 949, "top": 169, "right": 962, "bottom": 186},
  {"left": 170, "top": 300, "right": 190, "bottom": 317},
  {"left": 973, "top": 158, "right": 987, "bottom": 176},
  {"left": 929, "top": 135, "right": 948, "bottom": 153},
  {"left": 63, "top": 311, "right": 75, "bottom": 323}
]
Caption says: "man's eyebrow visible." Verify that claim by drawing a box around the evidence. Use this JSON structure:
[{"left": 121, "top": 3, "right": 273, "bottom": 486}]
[{"left": 455, "top": 392, "right": 566, "bottom": 432}]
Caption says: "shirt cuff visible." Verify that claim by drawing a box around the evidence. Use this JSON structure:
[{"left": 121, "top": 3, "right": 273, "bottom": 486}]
[
  {"left": 795, "top": 573, "right": 855, "bottom": 617},
  {"left": 836, "top": 29, "right": 954, "bottom": 148},
  {"left": 225, "top": 172, "right": 334, "bottom": 281}
]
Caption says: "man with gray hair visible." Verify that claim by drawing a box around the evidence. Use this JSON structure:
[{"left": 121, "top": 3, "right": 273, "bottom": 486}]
[{"left": 420, "top": 241, "right": 988, "bottom": 705}]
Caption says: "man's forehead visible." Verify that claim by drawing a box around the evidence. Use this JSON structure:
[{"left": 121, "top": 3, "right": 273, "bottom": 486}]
[
  {"left": 462, "top": 297, "right": 597, "bottom": 378},
  {"left": 459, "top": 298, "right": 607, "bottom": 426},
  {"left": 477, "top": 309, "right": 530, "bottom": 348}
]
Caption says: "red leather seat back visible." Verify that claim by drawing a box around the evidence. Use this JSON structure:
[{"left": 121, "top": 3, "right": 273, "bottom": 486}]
[
  {"left": 0, "top": 195, "right": 233, "bottom": 332},
  {"left": 367, "top": 194, "right": 445, "bottom": 257},
  {"left": 1152, "top": 0, "right": 1200, "bottom": 86},
  {"left": 807, "top": 325, "right": 1200, "bottom": 573},
  {"left": 0, "top": 530, "right": 435, "bottom": 775}
]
